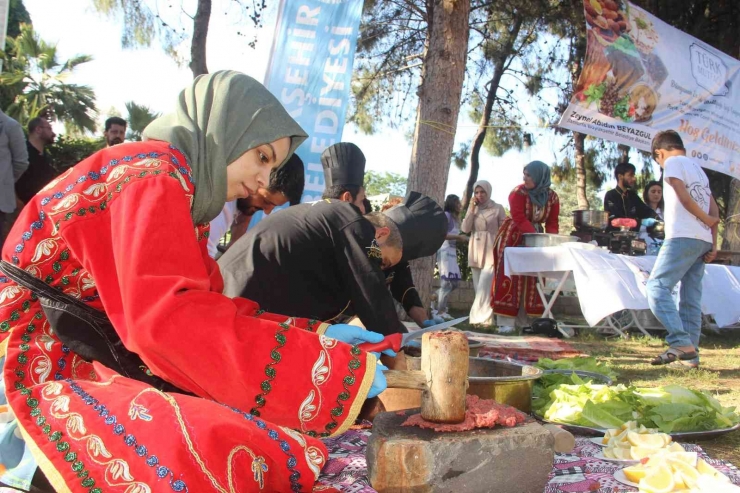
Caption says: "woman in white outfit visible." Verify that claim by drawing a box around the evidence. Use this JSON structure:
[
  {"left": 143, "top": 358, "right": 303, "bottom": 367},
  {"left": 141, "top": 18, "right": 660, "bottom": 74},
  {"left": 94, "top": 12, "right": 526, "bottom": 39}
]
[
  {"left": 436, "top": 194, "right": 468, "bottom": 320},
  {"left": 461, "top": 180, "right": 507, "bottom": 325}
]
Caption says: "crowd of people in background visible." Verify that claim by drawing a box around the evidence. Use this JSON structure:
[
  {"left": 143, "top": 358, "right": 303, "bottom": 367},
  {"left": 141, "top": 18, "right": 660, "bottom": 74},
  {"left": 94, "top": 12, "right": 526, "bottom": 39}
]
[{"left": 0, "top": 113, "right": 129, "bottom": 249}]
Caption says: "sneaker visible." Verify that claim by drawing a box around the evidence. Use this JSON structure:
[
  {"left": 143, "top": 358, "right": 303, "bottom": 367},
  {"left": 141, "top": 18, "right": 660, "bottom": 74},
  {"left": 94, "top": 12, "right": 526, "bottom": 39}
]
[
  {"left": 438, "top": 312, "right": 454, "bottom": 321},
  {"left": 497, "top": 326, "right": 515, "bottom": 334}
]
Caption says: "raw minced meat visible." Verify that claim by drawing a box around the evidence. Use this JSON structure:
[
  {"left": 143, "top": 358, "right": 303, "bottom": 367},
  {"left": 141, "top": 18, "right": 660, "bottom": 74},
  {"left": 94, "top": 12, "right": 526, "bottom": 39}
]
[{"left": 401, "top": 394, "right": 527, "bottom": 432}]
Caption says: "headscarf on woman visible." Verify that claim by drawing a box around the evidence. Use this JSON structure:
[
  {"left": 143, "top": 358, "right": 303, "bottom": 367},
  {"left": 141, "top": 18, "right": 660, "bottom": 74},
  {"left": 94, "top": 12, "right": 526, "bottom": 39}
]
[
  {"left": 473, "top": 179, "right": 493, "bottom": 209},
  {"left": 143, "top": 70, "right": 307, "bottom": 225},
  {"left": 524, "top": 160, "right": 552, "bottom": 208}
]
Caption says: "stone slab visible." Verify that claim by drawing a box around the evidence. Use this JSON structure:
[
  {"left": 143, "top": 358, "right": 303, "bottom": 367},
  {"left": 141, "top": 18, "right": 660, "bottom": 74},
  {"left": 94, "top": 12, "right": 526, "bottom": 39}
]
[{"left": 366, "top": 409, "right": 554, "bottom": 493}]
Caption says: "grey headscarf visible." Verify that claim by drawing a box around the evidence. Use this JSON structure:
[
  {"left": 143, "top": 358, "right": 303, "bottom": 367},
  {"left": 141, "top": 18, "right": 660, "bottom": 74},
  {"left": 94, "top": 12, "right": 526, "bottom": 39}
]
[
  {"left": 524, "top": 160, "right": 552, "bottom": 208},
  {"left": 143, "top": 70, "right": 307, "bottom": 225}
]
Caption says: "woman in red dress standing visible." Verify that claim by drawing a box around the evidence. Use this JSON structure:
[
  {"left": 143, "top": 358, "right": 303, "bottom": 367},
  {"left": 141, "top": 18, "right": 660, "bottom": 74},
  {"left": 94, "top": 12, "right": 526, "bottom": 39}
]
[
  {"left": 0, "top": 71, "right": 386, "bottom": 492},
  {"left": 491, "top": 161, "right": 560, "bottom": 332}
]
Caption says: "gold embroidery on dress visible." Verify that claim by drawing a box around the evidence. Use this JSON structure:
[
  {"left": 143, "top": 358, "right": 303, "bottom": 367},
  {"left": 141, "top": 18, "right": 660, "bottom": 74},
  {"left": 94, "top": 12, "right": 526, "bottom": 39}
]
[
  {"left": 130, "top": 388, "right": 232, "bottom": 493},
  {"left": 41, "top": 383, "right": 150, "bottom": 492},
  {"left": 278, "top": 427, "right": 326, "bottom": 480},
  {"left": 227, "top": 446, "right": 268, "bottom": 490},
  {"left": 128, "top": 401, "right": 153, "bottom": 422},
  {"left": 131, "top": 158, "right": 164, "bottom": 169}
]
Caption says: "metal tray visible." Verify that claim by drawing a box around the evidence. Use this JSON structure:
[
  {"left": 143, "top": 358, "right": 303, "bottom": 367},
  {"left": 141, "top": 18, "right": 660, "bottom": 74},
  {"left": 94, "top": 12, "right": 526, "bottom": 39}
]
[
  {"left": 532, "top": 415, "right": 740, "bottom": 440},
  {"left": 540, "top": 369, "right": 614, "bottom": 386}
]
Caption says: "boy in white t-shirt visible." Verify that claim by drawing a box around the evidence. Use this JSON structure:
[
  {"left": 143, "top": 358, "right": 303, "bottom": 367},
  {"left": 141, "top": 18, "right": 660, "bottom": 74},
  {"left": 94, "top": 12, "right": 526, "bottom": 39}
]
[{"left": 647, "top": 130, "right": 719, "bottom": 368}]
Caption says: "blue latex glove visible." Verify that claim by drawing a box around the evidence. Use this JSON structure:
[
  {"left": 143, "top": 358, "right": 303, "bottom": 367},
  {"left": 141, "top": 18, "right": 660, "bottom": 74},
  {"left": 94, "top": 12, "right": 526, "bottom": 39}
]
[
  {"left": 642, "top": 218, "right": 657, "bottom": 227},
  {"left": 368, "top": 363, "right": 388, "bottom": 398},
  {"left": 422, "top": 319, "right": 436, "bottom": 327},
  {"left": 325, "top": 324, "right": 396, "bottom": 356},
  {"left": 405, "top": 339, "right": 421, "bottom": 349}
]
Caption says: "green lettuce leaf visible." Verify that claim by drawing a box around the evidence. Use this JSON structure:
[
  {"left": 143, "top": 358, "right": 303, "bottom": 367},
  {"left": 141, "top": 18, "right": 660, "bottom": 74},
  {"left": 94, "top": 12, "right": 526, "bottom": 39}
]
[{"left": 581, "top": 400, "right": 626, "bottom": 429}]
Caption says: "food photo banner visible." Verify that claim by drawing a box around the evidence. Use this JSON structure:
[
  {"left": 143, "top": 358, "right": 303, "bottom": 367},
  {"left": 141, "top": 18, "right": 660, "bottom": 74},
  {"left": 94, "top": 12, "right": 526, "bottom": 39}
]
[
  {"left": 558, "top": 0, "right": 740, "bottom": 179},
  {"left": 264, "top": 0, "right": 364, "bottom": 202}
]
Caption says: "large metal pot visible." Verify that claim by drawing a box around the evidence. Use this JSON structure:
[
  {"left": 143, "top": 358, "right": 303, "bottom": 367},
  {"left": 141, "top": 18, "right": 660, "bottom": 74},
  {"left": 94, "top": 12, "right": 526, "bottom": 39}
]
[
  {"left": 522, "top": 233, "right": 580, "bottom": 248},
  {"left": 378, "top": 357, "right": 543, "bottom": 413},
  {"left": 572, "top": 210, "right": 610, "bottom": 231}
]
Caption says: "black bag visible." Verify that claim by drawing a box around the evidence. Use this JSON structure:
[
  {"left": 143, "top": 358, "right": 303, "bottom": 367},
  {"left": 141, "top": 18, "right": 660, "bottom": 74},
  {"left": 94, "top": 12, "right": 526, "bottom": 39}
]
[{"left": 0, "top": 260, "right": 187, "bottom": 394}]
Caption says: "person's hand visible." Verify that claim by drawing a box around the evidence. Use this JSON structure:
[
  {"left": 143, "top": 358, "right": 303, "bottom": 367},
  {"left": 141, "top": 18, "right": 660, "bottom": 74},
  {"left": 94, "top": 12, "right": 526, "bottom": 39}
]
[
  {"left": 367, "top": 363, "right": 388, "bottom": 398},
  {"left": 704, "top": 248, "right": 718, "bottom": 263},
  {"left": 325, "top": 324, "right": 384, "bottom": 345},
  {"left": 325, "top": 324, "right": 396, "bottom": 356},
  {"left": 703, "top": 214, "right": 720, "bottom": 228},
  {"left": 641, "top": 218, "right": 657, "bottom": 227},
  {"left": 422, "top": 319, "right": 436, "bottom": 328}
]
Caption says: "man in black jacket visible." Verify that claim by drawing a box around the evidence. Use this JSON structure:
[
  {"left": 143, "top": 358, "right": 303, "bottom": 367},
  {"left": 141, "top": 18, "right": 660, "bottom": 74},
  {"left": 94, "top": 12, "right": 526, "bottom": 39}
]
[
  {"left": 218, "top": 192, "right": 447, "bottom": 336},
  {"left": 604, "top": 162, "right": 658, "bottom": 230}
]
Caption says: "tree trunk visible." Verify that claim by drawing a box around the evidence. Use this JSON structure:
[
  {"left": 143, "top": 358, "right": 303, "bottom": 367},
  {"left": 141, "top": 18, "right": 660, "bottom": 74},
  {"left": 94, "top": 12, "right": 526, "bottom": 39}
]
[
  {"left": 722, "top": 179, "right": 740, "bottom": 264},
  {"left": 408, "top": 0, "right": 471, "bottom": 315},
  {"left": 461, "top": 15, "right": 523, "bottom": 211},
  {"left": 574, "top": 132, "right": 589, "bottom": 209},
  {"left": 189, "top": 0, "right": 212, "bottom": 78},
  {"left": 570, "top": 14, "right": 588, "bottom": 211}
]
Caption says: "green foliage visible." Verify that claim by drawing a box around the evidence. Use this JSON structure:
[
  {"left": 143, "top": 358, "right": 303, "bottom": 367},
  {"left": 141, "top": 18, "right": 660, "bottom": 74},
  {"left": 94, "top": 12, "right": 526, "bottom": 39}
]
[
  {"left": 0, "top": 24, "right": 97, "bottom": 133},
  {"left": 89, "top": 0, "right": 269, "bottom": 65},
  {"left": 467, "top": 91, "right": 525, "bottom": 158},
  {"left": 552, "top": 177, "right": 601, "bottom": 235},
  {"left": 6, "top": 0, "right": 31, "bottom": 39},
  {"left": 124, "top": 101, "right": 160, "bottom": 141},
  {"left": 451, "top": 143, "right": 470, "bottom": 171},
  {"left": 48, "top": 135, "right": 105, "bottom": 171},
  {"left": 91, "top": 0, "right": 181, "bottom": 54},
  {"left": 364, "top": 170, "right": 407, "bottom": 197},
  {"left": 456, "top": 240, "right": 473, "bottom": 282}
]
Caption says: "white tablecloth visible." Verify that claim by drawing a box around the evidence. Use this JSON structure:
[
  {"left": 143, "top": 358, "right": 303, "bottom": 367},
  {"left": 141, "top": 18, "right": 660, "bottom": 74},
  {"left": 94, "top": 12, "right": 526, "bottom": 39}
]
[{"left": 504, "top": 244, "right": 740, "bottom": 328}]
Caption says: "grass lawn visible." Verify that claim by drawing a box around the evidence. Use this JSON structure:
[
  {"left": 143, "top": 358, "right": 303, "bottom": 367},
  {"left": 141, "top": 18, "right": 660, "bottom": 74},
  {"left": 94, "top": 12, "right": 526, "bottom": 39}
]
[{"left": 452, "top": 311, "right": 740, "bottom": 465}]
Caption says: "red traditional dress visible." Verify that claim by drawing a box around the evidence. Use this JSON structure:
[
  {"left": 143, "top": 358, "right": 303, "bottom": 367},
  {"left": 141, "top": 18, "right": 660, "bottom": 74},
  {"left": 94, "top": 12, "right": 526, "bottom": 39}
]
[
  {"left": 491, "top": 184, "right": 560, "bottom": 317},
  {"left": 0, "top": 141, "right": 375, "bottom": 492}
]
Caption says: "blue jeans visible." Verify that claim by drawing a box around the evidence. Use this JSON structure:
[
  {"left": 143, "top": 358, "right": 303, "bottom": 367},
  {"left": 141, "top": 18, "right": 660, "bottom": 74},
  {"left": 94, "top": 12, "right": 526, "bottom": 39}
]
[{"left": 646, "top": 237, "right": 712, "bottom": 350}]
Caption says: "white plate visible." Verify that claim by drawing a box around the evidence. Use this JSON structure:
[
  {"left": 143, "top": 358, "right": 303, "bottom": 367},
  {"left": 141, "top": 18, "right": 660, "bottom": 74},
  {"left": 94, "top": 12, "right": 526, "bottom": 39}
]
[
  {"left": 594, "top": 451, "right": 640, "bottom": 465},
  {"left": 590, "top": 437, "right": 606, "bottom": 447},
  {"left": 613, "top": 469, "right": 638, "bottom": 488}
]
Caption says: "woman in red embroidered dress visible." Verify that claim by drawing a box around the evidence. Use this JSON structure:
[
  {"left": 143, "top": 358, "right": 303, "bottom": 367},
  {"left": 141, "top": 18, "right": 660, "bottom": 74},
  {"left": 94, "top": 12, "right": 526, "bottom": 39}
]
[
  {"left": 491, "top": 161, "right": 560, "bottom": 331},
  {"left": 0, "top": 72, "right": 385, "bottom": 492}
]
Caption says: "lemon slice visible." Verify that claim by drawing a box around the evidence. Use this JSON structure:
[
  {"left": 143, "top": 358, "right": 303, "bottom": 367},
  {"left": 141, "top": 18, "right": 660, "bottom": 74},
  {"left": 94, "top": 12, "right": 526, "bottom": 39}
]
[
  {"left": 630, "top": 445, "right": 662, "bottom": 460},
  {"left": 627, "top": 431, "right": 667, "bottom": 448},
  {"left": 668, "top": 460, "right": 699, "bottom": 489},
  {"left": 612, "top": 447, "right": 633, "bottom": 460},
  {"left": 623, "top": 464, "right": 648, "bottom": 483},
  {"left": 697, "top": 459, "right": 731, "bottom": 482},
  {"left": 672, "top": 470, "right": 687, "bottom": 490},
  {"left": 669, "top": 442, "right": 685, "bottom": 453},
  {"left": 667, "top": 452, "right": 698, "bottom": 467},
  {"left": 639, "top": 465, "right": 675, "bottom": 493}
]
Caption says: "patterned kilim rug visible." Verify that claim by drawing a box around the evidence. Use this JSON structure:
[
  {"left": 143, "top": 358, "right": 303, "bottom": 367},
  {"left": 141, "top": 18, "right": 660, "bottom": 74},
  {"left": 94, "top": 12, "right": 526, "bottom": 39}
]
[{"left": 315, "top": 430, "right": 740, "bottom": 492}]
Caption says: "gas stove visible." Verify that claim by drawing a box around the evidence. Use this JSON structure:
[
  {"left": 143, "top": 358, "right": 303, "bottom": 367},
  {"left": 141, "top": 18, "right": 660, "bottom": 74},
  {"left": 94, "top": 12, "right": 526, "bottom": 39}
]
[{"left": 610, "top": 231, "right": 647, "bottom": 256}]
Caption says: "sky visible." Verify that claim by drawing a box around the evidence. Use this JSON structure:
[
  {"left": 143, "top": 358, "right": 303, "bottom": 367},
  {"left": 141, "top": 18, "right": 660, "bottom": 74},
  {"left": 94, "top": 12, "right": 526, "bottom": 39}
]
[{"left": 22, "top": 0, "right": 657, "bottom": 205}]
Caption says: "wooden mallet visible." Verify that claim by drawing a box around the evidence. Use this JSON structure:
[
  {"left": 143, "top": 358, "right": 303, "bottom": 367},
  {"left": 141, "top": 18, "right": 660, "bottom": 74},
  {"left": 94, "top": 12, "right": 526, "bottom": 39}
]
[{"left": 381, "top": 331, "right": 469, "bottom": 423}]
